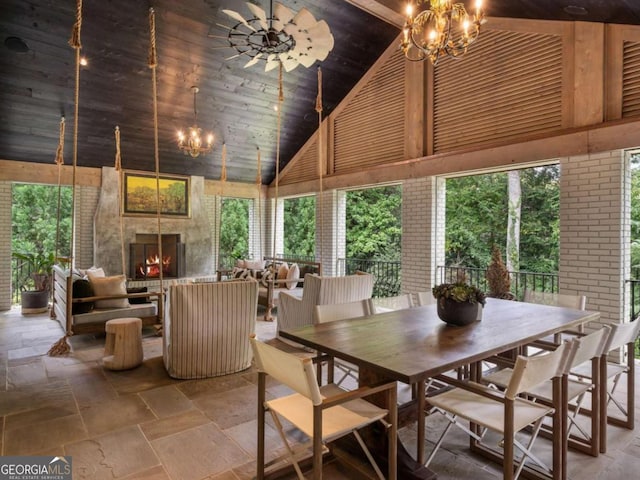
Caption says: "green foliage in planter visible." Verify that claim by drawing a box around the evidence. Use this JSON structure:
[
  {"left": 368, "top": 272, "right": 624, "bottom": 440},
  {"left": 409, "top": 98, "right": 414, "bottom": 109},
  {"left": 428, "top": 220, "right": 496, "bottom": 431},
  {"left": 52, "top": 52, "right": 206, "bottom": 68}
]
[
  {"left": 12, "top": 250, "right": 56, "bottom": 291},
  {"left": 432, "top": 282, "right": 486, "bottom": 306}
]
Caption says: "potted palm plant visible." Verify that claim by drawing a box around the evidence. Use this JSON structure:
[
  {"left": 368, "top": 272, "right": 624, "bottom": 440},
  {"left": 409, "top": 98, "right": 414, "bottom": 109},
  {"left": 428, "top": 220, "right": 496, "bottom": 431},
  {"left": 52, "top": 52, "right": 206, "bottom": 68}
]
[
  {"left": 12, "top": 250, "right": 56, "bottom": 314},
  {"left": 432, "top": 280, "right": 486, "bottom": 326}
]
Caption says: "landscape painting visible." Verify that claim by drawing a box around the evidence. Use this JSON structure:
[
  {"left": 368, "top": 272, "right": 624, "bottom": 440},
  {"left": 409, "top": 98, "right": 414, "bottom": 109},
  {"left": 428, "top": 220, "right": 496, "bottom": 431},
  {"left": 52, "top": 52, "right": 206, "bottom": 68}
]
[{"left": 123, "top": 172, "right": 190, "bottom": 217}]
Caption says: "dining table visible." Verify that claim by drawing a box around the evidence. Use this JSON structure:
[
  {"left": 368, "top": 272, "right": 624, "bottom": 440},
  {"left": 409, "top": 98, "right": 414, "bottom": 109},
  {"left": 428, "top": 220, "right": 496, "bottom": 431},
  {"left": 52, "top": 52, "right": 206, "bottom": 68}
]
[{"left": 279, "top": 297, "right": 601, "bottom": 480}]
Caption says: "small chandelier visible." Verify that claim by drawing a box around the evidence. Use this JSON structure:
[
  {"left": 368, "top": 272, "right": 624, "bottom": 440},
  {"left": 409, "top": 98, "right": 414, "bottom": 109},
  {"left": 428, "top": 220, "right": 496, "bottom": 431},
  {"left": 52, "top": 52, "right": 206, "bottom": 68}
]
[
  {"left": 401, "top": 0, "right": 486, "bottom": 65},
  {"left": 177, "top": 86, "right": 213, "bottom": 158}
]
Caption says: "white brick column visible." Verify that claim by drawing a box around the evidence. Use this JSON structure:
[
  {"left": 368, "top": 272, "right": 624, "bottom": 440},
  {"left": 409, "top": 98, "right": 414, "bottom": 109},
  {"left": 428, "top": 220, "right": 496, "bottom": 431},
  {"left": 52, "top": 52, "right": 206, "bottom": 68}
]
[
  {"left": 205, "top": 194, "right": 218, "bottom": 267},
  {"left": 0, "top": 182, "right": 12, "bottom": 310},
  {"left": 559, "top": 150, "right": 628, "bottom": 336},
  {"left": 76, "top": 185, "right": 99, "bottom": 269},
  {"left": 316, "top": 189, "right": 344, "bottom": 277},
  {"left": 401, "top": 177, "right": 444, "bottom": 294}
]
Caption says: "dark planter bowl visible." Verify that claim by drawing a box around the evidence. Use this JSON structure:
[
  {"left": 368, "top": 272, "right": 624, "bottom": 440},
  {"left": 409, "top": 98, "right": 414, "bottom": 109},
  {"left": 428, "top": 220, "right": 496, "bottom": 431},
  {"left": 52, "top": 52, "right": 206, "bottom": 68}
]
[
  {"left": 436, "top": 298, "right": 479, "bottom": 326},
  {"left": 21, "top": 290, "right": 49, "bottom": 314}
]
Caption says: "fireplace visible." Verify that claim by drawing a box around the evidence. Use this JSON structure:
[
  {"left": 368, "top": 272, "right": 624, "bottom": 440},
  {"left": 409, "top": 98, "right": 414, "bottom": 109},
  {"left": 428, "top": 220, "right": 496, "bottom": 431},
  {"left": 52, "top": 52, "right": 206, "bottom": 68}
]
[{"left": 130, "top": 234, "right": 186, "bottom": 280}]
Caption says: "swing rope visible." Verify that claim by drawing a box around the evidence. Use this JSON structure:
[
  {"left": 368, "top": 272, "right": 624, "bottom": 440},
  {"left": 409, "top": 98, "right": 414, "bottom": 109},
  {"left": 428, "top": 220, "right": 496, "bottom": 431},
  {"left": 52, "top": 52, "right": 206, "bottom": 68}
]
[
  {"left": 146, "top": 7, "right": 167, "bottom": 335},
  {"left": 114, "top": 126, "right": 126, "bottom": 276},
  {"left": 54, "top": 117, "right": 65, "bottom": 266},
  {"left": 148, "top": 8, "right": 164, "bottom": 294},
  {"left": 256, "top": 147, "right": 262, "bottom": 261},
  {"left": 315, "top": 67, "right": 324, "bottom": 268},
  {"left": 48, "top": 0, "right": 83, "bottom": 356},
  {"left": 271, "top": 62, "right": 284, "bottom": 261}
]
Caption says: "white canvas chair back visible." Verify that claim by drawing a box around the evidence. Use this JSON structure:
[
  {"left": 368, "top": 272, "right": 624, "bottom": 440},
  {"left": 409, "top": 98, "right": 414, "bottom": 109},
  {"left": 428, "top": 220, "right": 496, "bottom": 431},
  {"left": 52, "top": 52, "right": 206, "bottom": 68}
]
[
  {"left": 506, "top": 341, "right": 571, "bottom": 400},
  {"left": 524, "top": 289, "right": 586, "bottom": 310},
  {"left": 416, "top": 291, "right": 436, "bottom": 306},
  {"left": 604, "top": 319, "right": 640, "bottom": 353},
  {"left": 314, "top": 298, "right": 374, "bottom": 324},
  {"left": 571, "top": 326, "right": 611, "bottom": 368},
  {"left": 250, "top": 335, "right": 323, "bottom": 405},
  {"left": 373, "top": 294, "right": 413, "bottom": 312}
]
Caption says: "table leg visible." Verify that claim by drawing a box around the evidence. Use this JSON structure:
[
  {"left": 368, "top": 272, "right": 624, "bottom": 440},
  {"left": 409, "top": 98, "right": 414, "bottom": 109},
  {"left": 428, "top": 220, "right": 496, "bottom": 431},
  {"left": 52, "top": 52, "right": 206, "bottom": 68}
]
[{"left": 417, "top": 379, "right": 426, "bottom": 464}]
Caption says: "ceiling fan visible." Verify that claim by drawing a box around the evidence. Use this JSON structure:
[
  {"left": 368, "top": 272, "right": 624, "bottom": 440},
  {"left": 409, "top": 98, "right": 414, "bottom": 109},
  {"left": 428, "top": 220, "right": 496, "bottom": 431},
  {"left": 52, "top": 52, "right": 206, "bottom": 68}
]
[{"left": 218, "top": 1, "right": 335, "bottom": 72}]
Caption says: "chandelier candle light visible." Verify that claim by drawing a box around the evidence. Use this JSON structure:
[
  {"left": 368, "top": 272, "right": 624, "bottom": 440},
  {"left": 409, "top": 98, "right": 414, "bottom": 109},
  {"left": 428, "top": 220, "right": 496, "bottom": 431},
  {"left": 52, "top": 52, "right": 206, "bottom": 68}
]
[
  {"left": 401, "top": 0, "right": 485, "bottom": 64},
  {"left": 177, "top": 86, "right": 213, "bottom": 158}
]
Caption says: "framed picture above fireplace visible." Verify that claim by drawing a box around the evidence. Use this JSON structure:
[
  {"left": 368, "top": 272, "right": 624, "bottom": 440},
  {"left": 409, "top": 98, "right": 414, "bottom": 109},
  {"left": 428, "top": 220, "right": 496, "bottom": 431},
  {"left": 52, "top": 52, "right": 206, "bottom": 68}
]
[{"left": 123, "top": 171, "right": 190, "bottom": 217}]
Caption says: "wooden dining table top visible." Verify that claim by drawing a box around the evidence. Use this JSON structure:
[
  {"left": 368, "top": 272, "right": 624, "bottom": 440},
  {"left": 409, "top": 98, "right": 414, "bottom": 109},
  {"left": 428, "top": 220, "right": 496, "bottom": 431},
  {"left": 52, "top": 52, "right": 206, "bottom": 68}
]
[{"left": 279, "top": 297, "right": 601, "bottom": 384}]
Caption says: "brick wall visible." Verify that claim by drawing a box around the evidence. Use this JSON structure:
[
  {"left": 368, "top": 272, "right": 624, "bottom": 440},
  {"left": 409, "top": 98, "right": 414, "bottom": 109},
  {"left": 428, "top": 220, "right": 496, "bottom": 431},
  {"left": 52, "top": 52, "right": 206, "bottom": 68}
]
[
  {"left": 74, "top": 185, "right": 99, "bottom": 268},
  {"left": 0, "top": 182, "right": 11, "bottom": 310},
  {"left": 559, "top": 150, "right": 628, "bottom": 332},
  {"left": 401, "top": 177, "right": 444, "bottom": 296}
]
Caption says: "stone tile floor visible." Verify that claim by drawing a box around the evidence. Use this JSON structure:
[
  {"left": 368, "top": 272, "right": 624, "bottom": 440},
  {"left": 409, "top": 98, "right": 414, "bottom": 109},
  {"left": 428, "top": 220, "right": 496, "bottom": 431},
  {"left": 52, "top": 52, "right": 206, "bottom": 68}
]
[{"left": 1, "top": 305, "right": 639, "bottom": 479}]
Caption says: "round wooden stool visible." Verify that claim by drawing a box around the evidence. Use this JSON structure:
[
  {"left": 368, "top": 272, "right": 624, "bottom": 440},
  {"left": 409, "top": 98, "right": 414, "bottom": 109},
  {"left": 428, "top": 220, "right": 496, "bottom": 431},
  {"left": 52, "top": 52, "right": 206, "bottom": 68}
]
[{"left": 103, "top": 317, "right": 143, "bottom": 370}]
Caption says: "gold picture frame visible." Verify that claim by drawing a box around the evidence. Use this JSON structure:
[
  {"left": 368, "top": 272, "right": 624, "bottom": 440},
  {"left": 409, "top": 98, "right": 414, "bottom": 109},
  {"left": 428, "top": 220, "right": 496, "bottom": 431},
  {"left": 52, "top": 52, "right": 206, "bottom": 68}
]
[{"left": 123, "top": 171, "right": 190, "bottom": 217}]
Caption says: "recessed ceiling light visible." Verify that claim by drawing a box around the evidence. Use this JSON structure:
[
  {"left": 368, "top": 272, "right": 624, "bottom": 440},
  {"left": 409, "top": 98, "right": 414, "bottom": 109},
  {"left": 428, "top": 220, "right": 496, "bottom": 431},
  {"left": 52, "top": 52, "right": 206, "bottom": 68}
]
[
  {"left": 80, "top": 57, "right": 88, "bottom": 66},
  {"left": 563, "top": 5, "right": 589, "bottom": 16},
  {"left": 4, "top": 36, "right": 29, "bottom": 53}
]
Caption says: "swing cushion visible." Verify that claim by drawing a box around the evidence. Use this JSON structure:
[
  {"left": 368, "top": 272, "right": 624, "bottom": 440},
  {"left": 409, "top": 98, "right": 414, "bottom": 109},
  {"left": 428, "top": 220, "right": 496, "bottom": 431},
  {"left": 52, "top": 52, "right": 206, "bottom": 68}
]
[
  {"left": 72, "top": 279, "right": 94, "bottom": 314},
  {"left": 89, "top": 274, "right": 130, "bottom": 309}
]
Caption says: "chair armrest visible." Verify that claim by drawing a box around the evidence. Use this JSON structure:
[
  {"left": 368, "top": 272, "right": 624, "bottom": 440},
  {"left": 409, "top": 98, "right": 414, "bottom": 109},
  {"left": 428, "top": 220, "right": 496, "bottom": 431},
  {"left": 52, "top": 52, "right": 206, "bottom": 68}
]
[{"left": 431, "top": 376, "right": 507, "bottom": 404}]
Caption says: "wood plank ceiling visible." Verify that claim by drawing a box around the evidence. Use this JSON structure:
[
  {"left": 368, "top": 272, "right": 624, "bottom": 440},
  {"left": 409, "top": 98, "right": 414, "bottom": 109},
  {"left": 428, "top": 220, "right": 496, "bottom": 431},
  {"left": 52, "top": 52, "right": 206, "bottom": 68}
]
[{"left": 1, "top": 0, "right": 640, "bottom": 184}]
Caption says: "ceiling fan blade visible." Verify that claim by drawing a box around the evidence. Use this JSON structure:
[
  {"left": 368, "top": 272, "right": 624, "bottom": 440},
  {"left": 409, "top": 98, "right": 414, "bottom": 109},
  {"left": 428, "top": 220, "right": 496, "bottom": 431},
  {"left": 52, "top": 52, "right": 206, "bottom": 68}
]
[
  {"left": 265, "top": 54, "right": 280, "bottom": 72},
  {"left": 281, "top": 57, "right": 299, "bottom": 72},
  {"left": 246, "top": 2, "right": 268, "bottom": 30},
  {"left": 298, "top": 53, "right": 316, "bottom": 68},
  {"left": 222, "top": 9, "right": 256, "bottom": 32},
  {"left": 272, "top": 2, "right": 294, "bottom": 30},
  {"left": 306, "top": 20, "right": 332, "bottom": 42},
  {"left": 244, "top": 54, "right": 263, "bottom": 68},
  {"left": 292, "top": 8, "right": 317, "bottom": 31}
]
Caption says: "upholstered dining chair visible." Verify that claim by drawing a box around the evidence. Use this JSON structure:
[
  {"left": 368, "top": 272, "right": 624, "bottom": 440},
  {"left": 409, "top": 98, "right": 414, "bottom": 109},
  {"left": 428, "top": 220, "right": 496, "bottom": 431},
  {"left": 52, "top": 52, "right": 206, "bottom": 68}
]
[
  {"left": 277, "top": 273, "right": 375, "bottom": 345},
  {"left": 415, "top": 291, "right": 436, "bottom": 306},
  {"left": 484, "top": 326, "right": 611, "bottom": 459},
  {"left": 426, "top": 342, "right": 572, "bottom": 480},
  {"left": 313, "top": 299, "right": 375, "bottom": 387},
  {"left": 372, "top": 293, "right": 414, "bottom": 312},
  {"left": 250, "top": 335, "right": 398, "bottom": 480}
]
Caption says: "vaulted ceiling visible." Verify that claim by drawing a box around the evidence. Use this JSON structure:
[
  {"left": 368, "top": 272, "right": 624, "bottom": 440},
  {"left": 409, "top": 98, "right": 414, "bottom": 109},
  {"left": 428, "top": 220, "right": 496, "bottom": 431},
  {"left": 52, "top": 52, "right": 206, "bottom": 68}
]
[{"left": 2, "top": 0, "right": 640, "bottom": 185}]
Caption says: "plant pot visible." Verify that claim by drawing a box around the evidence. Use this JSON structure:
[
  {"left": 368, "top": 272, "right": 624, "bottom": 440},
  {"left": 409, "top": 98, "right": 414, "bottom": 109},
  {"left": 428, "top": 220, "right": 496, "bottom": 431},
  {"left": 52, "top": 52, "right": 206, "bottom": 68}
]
[
  {"left": 21, "top": 290, "right": 49, "bottom": 314},
  {"left": 436, "top": 298, "right": 480, "bottom": 326}
]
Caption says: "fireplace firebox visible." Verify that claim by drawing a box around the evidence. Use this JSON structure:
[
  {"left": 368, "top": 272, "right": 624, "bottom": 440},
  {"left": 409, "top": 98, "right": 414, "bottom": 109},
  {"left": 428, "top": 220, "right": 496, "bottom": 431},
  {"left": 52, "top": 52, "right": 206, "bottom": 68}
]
[{"left": 130, "top": 234, "right": 185, "bottom": 280}]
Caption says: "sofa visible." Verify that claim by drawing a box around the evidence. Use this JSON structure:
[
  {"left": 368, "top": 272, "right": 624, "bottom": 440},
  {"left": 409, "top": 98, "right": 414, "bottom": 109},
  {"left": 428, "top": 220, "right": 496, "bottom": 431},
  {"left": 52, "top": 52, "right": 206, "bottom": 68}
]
[
  {"left": 277, "top": 272, "right": 375, "bottom": 341},
  {"left": 225, "top": 257, "right": 322, "bottom": 321},
  {"left": 163, "top": 279, "right": 258, "bottom": 379}
]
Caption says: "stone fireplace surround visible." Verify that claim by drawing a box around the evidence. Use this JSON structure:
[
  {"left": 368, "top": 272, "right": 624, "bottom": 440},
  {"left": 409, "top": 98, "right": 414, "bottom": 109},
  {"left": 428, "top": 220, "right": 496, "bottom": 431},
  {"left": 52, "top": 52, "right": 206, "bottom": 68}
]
[{"left": 94, "top": 167, "right": 214, "bottom": 280}]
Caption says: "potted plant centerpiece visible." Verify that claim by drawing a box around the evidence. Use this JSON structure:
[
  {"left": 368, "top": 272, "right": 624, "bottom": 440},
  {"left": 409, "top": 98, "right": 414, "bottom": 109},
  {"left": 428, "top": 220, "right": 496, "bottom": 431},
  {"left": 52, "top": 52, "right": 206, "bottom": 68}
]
[
  {"left": 432, "top": 280, "right": 486, "bottom": 326},
  {"left": 12, "top": 250, "right": 56, "bottom": 314}
]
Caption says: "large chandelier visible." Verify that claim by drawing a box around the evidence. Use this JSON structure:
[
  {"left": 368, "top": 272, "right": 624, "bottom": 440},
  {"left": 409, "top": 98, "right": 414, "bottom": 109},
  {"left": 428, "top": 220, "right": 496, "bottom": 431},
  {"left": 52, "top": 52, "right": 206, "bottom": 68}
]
[
  {"left": 401, "top": 0, "right": 485, "bottom": 65},
  {"left": 177, "top": 86, "right": 213, "bottom": 158},
  {"left": 220, "top": 1, "right": 334, "bottom": 72}
]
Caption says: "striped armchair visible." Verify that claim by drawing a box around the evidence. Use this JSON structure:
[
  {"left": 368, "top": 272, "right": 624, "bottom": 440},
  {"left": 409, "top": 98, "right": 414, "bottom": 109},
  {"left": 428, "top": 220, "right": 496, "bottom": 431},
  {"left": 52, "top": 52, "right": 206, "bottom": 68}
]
[
  {"left": 277, "top": 273, "right": 375, "bottom": 340},
  {"left": 163, "top": 279, "right": 258, "bottom": 379}
]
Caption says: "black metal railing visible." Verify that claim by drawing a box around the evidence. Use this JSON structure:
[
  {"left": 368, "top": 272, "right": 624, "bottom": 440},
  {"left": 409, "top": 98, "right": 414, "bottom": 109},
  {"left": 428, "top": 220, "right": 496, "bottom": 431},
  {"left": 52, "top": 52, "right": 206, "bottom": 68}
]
[
  {"left": 337, "top": 258, "right": 401, "bottom": 297},
  {"left": 11, "top": 257, "right": 29, "bottom": 304},
  {"left": 436, "top": 265, "right": 559, "bottom": 301}
]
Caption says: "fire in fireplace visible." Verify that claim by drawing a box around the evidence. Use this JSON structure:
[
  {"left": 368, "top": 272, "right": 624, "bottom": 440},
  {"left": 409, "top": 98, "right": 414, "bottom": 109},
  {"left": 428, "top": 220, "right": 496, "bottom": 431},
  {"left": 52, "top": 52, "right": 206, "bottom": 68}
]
[{"left": 130, "top": 234, "right": 185, "bottom": 280}]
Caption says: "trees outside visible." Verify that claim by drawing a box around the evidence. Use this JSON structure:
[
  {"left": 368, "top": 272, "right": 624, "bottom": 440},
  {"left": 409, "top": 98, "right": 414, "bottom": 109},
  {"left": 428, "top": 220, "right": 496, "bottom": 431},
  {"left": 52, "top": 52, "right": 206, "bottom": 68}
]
[
  {"left": 219, "top": 197, "right": 250, "bottom": 264},
  {"left": 283, "top": 195, "right": 315, "bottom": 258},
  {"left": 346, "top": 185, "right": 402, "bottom": 261},
  {"left": 631, "top": 154, "right": 640, "bottom": 274},
  {"left": 12, "top": 183, "right": 72, "bottom": 259},
  {"left": 445, "top": 165, "right": 560, "bottom": 272}
]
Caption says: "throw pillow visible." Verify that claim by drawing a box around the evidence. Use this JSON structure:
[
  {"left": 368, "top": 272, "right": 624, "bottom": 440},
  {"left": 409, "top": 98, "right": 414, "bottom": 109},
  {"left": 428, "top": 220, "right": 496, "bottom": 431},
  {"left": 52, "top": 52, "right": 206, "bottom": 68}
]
[
  {"left": 286, "top": 263, "right": 300, "bottom": 290},
  {"left": 72, "top": 278, "right": 94, "bottom": 314},
  {"left": 245, "top": 259, "right": 266, "bottom": 271},
  {"left": 127, "top": 286, "right": 149, "bottom": 304},
  {"left": 235, "top": 259, "right": 246, "bottom": 269},
  {"left": 261, "top": 269, "right": 275, "bottom": 287},
  {"left": 86, "top": 266, "right": 105, "bottom": 279},
  {"left": 277, "top": 263, "right": 289, "bottom": 281},
  {"left": 90, "top": 274, "right": 129, "bottom": 309}
]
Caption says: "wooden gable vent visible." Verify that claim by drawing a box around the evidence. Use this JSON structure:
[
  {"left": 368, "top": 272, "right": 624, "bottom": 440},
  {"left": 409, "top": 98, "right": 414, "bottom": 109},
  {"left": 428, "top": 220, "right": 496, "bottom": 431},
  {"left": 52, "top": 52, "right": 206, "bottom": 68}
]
[
  {"left": 622, "top": 41, "right": 640, "bottom": 118},
  {"left": 333, "top": 50, "right": 405, "bottom": 174},
  {"left": 279, "top": 135, "right": 319, "bottom": 185},
  {"left": 433, "top": 29, "right": 563, "bottom": 153}
]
